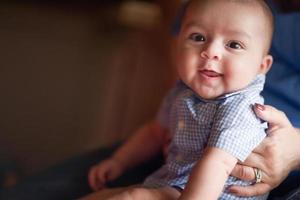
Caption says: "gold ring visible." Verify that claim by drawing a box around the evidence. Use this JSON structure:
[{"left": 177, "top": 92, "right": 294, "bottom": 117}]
[{"left": 254, "top": 168, "right": 262, "bottom": 183}]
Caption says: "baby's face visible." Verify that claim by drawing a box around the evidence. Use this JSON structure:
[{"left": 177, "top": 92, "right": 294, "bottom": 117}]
[{"left": 176, "top": 0, "right": 273, "bottom": 99}]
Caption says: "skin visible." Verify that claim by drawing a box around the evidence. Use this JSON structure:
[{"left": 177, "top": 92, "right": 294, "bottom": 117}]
[
  {"left": 228, "top": 0, "right": 300, "bottom": 196},
  {"left": 88, "top": 121, "right": 167, "bottom": 191},
  {"left": 81, "top": 105, "right": 300, "bottom": 199},
  {"left": 176, "top": 0, "right": 273, "bottom": 100},
  {"left": 80, "top": 186, "right": 180, "bottom": 200},
  {"left": 86, "top": 0, "right": 272, "bottom": 199},
  {"left": 229, "top": 104, "right": 300, "bottom": 196},
  {"left": 84, "top": 0, "right": 300, "bottom": 199},
  {"left": 176, "top": 1, "right": 273, "bottom": 199}
]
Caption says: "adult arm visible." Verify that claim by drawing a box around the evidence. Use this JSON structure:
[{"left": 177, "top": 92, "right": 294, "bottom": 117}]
[{"left": 229, "top": 104, "right": 300, "bottom": 196}]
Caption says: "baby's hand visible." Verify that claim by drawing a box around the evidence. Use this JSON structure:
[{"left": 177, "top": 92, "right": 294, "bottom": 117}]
[{"left": 88, "top": 158, "right": 124, "bottom": 191}]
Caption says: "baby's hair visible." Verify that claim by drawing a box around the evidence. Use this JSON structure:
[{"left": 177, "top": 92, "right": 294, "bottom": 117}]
[{"left": 181, "top": 0, "right": 274, "bottom": 53}]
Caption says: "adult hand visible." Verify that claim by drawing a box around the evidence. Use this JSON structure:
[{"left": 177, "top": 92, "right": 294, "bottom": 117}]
[
  {"left": 88, "top": 158, "right": 124, "bottom": 191},
  {"left": 229, "top": 104, "right": 300, "bottom": 196}
]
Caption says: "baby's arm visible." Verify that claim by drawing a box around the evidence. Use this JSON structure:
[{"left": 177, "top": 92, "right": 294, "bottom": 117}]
[
  {"left": 179, "top": 147, "right": 237, "bottom": 200},
  {"left": 88, "top": 121, "right": 168, "bottom": 190},
  {"left": 111, "top": 121, "right": 167, "bottom": 169}
]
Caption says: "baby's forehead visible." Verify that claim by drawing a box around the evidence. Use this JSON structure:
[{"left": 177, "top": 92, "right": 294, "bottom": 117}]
[
  {"left": 185, "top": 0, "right": 273, "bottom": 25},
  {"left": 187, "top": 0, "right": 261, "bottom": 13},
  {"left": 183, "top": 0, "right": 274, "bottom": 51},
  {"left": 184, "top": 0, "right": 264, "bottom": 25}
]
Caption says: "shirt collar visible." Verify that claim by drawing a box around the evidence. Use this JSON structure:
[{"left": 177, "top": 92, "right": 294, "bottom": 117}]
[{"left": 180, "top": 74, "right": 266, "bottom": 103}]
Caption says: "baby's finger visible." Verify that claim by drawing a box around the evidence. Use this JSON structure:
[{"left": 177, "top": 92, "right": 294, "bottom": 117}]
[
  {"left": 88, "top": 167, "right": 98, "bottom": 191},
  {"left": 94, "top": 167, "right": 109, "bottom": 190}
]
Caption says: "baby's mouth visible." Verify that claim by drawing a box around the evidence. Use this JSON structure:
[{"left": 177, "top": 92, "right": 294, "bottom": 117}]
[{"left": 199, "top": 69, "right": 222, "bottom": 78}]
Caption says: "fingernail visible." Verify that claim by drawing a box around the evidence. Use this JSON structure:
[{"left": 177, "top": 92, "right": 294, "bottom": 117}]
[
  {"left": 228, "top": 188, "right": 237, "bottom": 195},
  {"left": 255, "top": 103, "right": 265, "bottom": 111}
]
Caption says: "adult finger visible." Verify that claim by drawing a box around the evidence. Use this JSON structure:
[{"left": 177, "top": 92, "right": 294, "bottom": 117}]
[
  {"left": 253, "top": 104, "right": 291, "bottom": 131},
  {"left": 229, "top": 183, "right": 271, "bottom": 197},
  {"left": 231, "top": 164, "right": 256, "bottom": 181},
  {"left": 238, "top": 152, "right": 266, "bottom": 171}
]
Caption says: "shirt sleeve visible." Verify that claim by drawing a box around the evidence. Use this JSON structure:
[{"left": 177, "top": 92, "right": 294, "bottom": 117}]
[
  {"left": 155, "top": 81, "right": 183, "bottom": 129},
  {"left": 207, "top": 95, "right": 268, "bottom": 162}
]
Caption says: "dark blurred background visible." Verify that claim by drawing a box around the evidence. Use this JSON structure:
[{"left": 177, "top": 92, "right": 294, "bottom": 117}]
[{"left": 0, "top": 0, "right": 181, "bottom": 187}]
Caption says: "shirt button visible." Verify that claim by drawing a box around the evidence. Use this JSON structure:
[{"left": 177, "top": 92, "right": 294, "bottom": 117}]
[
  {"left": 176, "top": 153, "right": 184, "bottom": 162},
  {"left": 178, "top": 120, "right": 185, "bottom": 130}
]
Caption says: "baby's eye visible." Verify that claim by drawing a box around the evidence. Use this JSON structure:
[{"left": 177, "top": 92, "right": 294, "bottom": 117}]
[
  {"left": 189, "top": 33, "right": 205, "bottom": 42},
  {"left": 227, "top": 41, "right": 243, "bottom": 49}
]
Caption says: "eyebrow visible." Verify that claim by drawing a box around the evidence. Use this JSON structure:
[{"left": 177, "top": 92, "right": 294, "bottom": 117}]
[
  {"left": 225, "top": 30, "right": 252, "bottom": 41},
  {"left": 182, "top": 21, "right": 203, "bottom": 31}
]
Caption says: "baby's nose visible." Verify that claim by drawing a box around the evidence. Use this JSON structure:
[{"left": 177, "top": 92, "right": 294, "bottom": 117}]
[{"left": 200, "top": 43, "right": 222, "bottom": 60}]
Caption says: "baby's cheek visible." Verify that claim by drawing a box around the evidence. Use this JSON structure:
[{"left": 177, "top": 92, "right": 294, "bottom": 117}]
[{"left": 223, "top": 76, "right": 243, "bottom": 93}]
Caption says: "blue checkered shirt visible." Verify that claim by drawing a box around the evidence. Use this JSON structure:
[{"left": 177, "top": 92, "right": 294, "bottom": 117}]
[{"left": 143, "top": 75, "right": 269, "bottom": 200}]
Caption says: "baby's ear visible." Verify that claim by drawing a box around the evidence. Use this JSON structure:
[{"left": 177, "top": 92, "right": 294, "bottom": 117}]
[{"left": 260, "top": 55, "right": 273, "bottom": 74}]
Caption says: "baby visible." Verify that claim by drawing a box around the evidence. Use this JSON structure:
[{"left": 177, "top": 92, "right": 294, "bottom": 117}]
[{"left": 83, "top": 0, "right": 274, "bottom": 199}]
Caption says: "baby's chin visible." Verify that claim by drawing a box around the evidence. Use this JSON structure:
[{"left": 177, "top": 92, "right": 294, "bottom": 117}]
[{"left": 194, "top": 87, "right": 223, "bottom": 100}]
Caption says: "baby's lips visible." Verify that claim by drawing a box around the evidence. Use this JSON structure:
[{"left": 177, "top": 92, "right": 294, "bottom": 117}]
[{"left": 200, "top": 69, "right": 222, "bottom": 77}]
